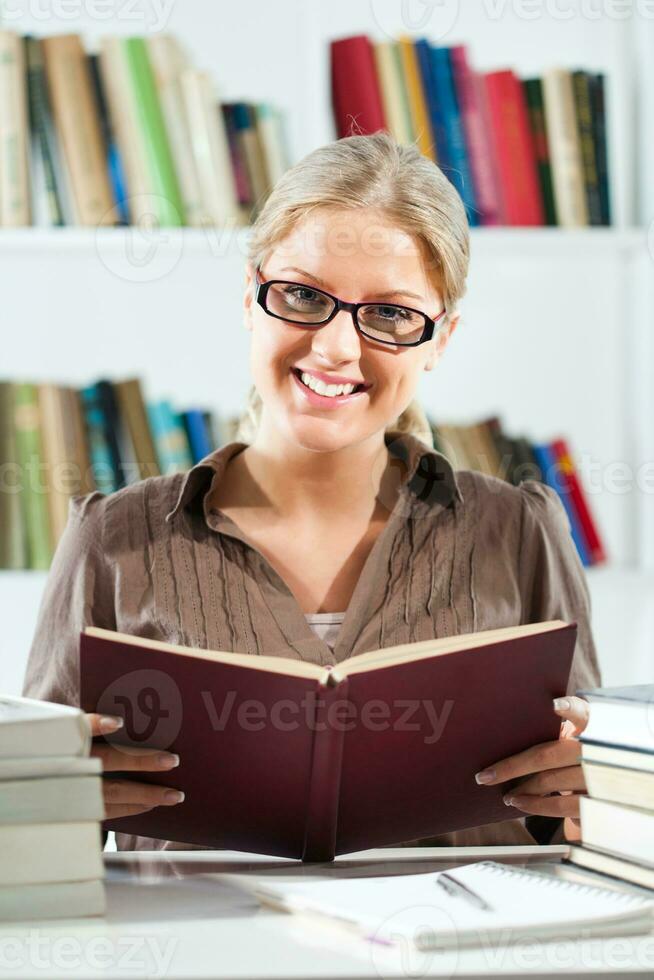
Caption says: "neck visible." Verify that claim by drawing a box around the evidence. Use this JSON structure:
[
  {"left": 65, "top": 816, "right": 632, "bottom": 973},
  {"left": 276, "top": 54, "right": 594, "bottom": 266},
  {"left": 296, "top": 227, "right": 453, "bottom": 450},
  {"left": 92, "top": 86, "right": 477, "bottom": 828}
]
[{"left": 238, "top": 418, "right": 404, "bottom": 524}]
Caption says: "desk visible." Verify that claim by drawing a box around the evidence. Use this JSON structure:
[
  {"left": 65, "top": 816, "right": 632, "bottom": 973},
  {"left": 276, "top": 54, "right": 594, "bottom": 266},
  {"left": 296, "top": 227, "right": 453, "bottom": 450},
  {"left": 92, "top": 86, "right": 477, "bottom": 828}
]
[{"left": 0, "top": 846, "right": 653, "bottom": 979}]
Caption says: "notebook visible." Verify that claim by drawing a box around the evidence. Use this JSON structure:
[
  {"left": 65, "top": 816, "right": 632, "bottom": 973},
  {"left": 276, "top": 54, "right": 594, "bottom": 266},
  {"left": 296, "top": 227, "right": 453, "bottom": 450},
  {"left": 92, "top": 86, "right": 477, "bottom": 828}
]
[{"left": 249, "top": 861, "right": 654, "bottom": 949}]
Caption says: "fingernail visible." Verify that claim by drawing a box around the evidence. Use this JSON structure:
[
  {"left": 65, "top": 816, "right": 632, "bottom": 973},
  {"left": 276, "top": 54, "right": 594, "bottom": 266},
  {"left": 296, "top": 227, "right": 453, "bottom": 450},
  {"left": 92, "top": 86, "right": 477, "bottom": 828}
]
[
  {"left": 475, "top": 769, "right": 496, "bottom": 785},
  {"left": 163, "top": 789, "right": 185, "bottom": 804},
  {"left": 553, "top": 698, "right": 571, "bottom": 711},
  {"left": 100, "top": 715, "right": 123, "bottom": 733},
  {"left": 504, "top": 795, "right": 516, "bottom": 806},
  {"left": 157, "top": 753, "right": 180, "bottom": 769}
]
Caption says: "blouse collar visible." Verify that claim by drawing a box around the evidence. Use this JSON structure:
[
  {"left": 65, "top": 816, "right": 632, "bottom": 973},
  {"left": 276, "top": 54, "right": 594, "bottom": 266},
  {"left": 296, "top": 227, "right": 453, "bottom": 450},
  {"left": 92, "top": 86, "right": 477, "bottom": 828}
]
[{"left": 164, "top": 429, "right": 463, "bottom": 525}]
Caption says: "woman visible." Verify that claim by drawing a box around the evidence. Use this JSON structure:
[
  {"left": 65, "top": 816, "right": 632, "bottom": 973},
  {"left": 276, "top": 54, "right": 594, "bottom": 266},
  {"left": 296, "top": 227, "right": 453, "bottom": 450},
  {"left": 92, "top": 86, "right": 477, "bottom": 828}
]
[{"left": 23, "top": 131, "right": 601, "bottom": 850}]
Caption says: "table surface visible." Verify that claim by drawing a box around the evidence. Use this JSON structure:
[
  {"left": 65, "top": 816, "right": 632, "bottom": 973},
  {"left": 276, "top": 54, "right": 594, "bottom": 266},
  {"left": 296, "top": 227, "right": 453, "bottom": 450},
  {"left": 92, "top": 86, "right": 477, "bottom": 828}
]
[{"left": 1, "top": 845, "right": 653, "bottom": 980}]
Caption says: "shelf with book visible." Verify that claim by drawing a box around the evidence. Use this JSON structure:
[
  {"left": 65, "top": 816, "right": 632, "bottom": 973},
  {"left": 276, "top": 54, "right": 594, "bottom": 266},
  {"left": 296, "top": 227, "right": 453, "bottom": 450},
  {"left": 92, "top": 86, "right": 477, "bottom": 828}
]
[{"left": 1, "top": 2, "right": 653, "bottom": 685}]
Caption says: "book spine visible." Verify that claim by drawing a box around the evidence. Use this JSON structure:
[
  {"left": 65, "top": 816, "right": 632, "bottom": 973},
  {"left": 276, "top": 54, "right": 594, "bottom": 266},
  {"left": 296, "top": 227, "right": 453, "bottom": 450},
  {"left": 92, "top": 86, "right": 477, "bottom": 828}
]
[
  {"left": 182, "top": 409, "right": 212, "bottom": 463},
  {"left": 398, "top": 37, "right": 436, "bottom": 162},
  {"left": 0, "top": 382, "right": 28, "bottom": 568},
  {"left": 41, "top": 34, "right": 115, "bottom": 227},
  {"left": 24, "top": 35, "right": 65, "bottom": 227},
  {"left": 572, "top": 70, "right": 602, "bottom": 226},
  {"left": 88, "top": 52, "right": 129, "bottom": 226},
  {"left": 123, "top": 36, "right": 185, "bottom": 226},
  {"left": 523, "top": 77, "right": 558, "bottom": 225},
  {"left": 450, "top": 45, "right": 501, "bottom": 226},
  {"left": 550, "top": 437, "right": 606, "bottom": 565},
  {"left": 415, "top": 39, "right": 448, "bottom": 168},
  {"left": 542, "top": 68, "right": 588, "bottom": 227},
  {"left": 330, "top": 35, "right": 386, "bottom": 139},
  {"left": 532, "top": 442, "right": 591, "bottom": 566},
  {"left": 483, "top": 70, "right": 544, "bottom": 226},
  {"left": 13, "top": 383, "right": 53, "bottom": 569},
  {"left": 302, "top": 677, "right": 348, "bottom": 862},
  {"left": 590, "top": 73, "right": 611, "bottom": 225},
  {"left": 79, "top": 383, "right": 120, "bottom": 494},
  {"left": 0, "top": 30, "right": 32, "bottom": 226}
]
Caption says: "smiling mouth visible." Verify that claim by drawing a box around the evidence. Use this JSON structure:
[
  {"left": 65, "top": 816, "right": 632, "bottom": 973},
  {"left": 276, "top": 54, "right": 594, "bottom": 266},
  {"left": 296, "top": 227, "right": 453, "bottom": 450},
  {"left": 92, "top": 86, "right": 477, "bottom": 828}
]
[{"left": 291, "top": 367, "right": 370, "bottom": 398}]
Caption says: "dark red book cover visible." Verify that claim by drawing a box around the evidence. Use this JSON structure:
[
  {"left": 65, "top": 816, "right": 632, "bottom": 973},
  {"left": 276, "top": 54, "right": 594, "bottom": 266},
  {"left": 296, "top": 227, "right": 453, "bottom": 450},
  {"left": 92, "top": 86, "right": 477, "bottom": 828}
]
[
  {"left": 80, "top": 622, "right": 576, "bottom": 861},
  {"left": 550, "top": 437, "right": 606, "bottom": 565},
  {"left": 330, "top": 35, "right": 386, "bottom": 138},
  {"left": 483, "top": 70, "right": 545, "bottom": 226}
]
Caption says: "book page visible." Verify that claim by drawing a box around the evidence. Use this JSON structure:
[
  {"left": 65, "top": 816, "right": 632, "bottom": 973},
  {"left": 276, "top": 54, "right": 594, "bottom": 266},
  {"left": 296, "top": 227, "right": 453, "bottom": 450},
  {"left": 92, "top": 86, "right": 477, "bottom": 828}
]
[{"left": 335, "top": 620, "right": 568, "bottom": 679}]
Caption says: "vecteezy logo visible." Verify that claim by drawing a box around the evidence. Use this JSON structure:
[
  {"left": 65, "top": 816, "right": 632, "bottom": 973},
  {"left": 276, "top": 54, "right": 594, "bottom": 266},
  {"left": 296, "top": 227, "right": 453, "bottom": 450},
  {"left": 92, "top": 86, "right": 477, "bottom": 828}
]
[
  {"left": 368, "top": 901, "right": 460, "bottom": 979},
  {"left": 368, "top": 0, "right": 460, "bottom": 43},
  {"left": 96, "top": 668, "right": 183, "bottom": 749}
]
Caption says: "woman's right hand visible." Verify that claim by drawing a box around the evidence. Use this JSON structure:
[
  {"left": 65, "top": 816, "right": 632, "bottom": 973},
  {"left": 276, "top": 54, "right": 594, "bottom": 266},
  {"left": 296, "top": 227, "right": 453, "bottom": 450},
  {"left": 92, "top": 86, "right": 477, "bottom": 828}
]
[{"left": 87, "top": 713, "right": 185, "bottom": 821}]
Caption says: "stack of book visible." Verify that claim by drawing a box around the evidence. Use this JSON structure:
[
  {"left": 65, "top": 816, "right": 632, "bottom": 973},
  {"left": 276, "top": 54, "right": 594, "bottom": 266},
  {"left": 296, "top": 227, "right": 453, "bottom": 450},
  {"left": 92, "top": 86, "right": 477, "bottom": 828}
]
[
  {"left": 0, "top": 376, "right": 226, "bottom": 570},
  {"left": 331, "top": 35, "right": 611, "bottom": 227},
  {"left": 0, "top": 29, "right": 289, "bottom": 228},
  {"left": 0, "top": 696, "right": 106, "bottom": 922},
  {"left": 427, "top": 415, "right": 605, "bottom": 567},
  {"left": 569, "top": 684, "right": 654, "bottom": 890}
]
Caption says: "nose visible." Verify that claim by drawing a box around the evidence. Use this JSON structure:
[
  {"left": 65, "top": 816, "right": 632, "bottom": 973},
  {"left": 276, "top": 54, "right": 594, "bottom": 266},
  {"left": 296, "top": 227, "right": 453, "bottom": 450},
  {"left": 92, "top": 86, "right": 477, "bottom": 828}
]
[{"left": 310, "top": 308, "right": 362, "bottom": 364}]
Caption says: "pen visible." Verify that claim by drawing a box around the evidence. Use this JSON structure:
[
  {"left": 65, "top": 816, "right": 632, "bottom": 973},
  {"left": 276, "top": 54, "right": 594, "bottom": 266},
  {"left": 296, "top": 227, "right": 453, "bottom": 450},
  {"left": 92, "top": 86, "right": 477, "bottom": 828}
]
[{"left": 435, "top": 872, "right": 494, "bottom": 912}]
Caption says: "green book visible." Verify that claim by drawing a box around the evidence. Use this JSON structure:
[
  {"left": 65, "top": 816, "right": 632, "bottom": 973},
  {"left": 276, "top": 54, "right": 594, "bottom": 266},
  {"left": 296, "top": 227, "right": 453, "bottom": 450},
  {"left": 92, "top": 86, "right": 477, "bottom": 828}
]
[
  {"left": 123, "top": 37, "right": 185, "bottom": 226},
  {"left": 13, "top": 383, "right": 53, "bottom": 571},
  {"left": 0, "top": 382, "right": 28, "bottom": 569},
  {"left": 523, "top": 78, "right": 557, "bottom": 226}
]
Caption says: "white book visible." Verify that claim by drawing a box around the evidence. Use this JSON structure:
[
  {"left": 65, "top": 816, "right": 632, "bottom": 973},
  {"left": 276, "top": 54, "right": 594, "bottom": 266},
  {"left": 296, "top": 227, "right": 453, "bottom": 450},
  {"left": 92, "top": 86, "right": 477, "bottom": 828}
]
[
  {"left": 580, "top": 797, "right": 654, "bottom": 868},
  {"left": 0, "top": 696, "right": 90, "bottom": 758},
  {"left": 0, "top": 755, "right": 101, "bottom": 780},
  {"left": 0, "top": 822, "right": 104, "bottom": 886},
  {"left": 0, "top": 878, "right": 105, "bottom": 922},
  {"left": 0, "top": 30, "right": 32, "bottom": 226},
  {"left": 246, "top": 860, "right": 654, "bottom": 950},
  {"left": 180, "top": 68, "right": 240, "bottom": 227},
  {"left": 0, "top": 775, "right": 104, "bottom": 825}
]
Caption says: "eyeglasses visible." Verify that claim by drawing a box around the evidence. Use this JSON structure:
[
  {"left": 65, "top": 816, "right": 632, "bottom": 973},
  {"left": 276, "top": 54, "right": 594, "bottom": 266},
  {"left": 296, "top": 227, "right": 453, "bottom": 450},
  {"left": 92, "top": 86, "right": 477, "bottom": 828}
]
[{"left": 253, "top": 265, "right": 446, "bottom": 348}]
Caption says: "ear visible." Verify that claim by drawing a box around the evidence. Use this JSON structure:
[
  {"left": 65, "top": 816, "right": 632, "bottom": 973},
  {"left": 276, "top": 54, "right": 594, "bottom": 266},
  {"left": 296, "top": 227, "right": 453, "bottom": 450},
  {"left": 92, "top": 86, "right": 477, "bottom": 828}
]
[
  {"left": 243, "top": 261, "right": 255, "bottom": 332},
  {"left": 423, "top": 312, "right": 460, "bottom": 372}
]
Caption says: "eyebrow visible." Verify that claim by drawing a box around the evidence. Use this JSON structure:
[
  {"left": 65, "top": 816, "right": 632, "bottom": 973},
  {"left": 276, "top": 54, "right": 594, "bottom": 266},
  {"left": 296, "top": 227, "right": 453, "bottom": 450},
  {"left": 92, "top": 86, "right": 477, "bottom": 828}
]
[{"left": 279, "top": 266, "right": 426, "bottom": 303}]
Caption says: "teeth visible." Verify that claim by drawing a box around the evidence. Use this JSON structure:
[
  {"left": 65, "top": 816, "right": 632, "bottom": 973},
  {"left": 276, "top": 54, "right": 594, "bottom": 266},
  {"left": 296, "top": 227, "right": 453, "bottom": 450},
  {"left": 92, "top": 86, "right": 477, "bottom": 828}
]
[{"left": 299, "top": 371, "right": 357, "bottom": 397}]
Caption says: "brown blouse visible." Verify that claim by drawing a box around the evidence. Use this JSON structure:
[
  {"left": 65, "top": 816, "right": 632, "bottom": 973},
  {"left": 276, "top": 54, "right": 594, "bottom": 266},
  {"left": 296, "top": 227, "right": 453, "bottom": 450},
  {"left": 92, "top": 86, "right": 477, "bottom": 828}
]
[{"left": 22, "top": 429, "right": 601, "bottom": 851}]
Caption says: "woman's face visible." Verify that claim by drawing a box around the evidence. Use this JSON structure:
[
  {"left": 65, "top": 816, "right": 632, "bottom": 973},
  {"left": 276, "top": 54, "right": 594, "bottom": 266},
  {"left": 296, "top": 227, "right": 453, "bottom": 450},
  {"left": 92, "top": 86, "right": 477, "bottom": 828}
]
[{"left": 243, "top": 207, "right": 458, "bottom": 454}]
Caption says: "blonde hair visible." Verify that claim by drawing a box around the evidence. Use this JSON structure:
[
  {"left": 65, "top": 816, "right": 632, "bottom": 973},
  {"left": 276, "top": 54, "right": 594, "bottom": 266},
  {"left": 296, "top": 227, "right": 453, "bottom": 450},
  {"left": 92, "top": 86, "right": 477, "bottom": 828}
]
[{"left": 237, "top": 130, "right": 470, "bottom": 449}]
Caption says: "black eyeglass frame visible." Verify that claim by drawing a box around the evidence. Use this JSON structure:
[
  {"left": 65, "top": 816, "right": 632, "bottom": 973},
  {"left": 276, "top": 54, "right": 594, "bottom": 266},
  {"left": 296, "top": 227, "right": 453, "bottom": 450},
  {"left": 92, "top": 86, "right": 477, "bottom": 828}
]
[{"left": 253, "top": 264, "right": 447, "bottom": 348}]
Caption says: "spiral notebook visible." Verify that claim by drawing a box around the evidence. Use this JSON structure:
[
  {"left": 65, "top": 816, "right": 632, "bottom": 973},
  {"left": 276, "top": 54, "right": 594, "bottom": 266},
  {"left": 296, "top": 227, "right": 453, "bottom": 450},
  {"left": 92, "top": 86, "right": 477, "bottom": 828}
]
[{"left": 251, "top": 861, "right": 654, "bottom": 949}]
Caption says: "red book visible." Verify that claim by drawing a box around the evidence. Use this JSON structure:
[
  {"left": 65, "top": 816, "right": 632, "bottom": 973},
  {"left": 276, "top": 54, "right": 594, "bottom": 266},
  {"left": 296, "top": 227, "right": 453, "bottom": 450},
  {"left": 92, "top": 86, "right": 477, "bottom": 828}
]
[
  {"left": 330, "top": 35, "right": 386, "bottom": 138},
  {"left": 483, "top": 70, "right": 545, "bottom": 225},
  {"left": 550, "top": 437, "right": 607, "bottom": 565},
  {"left": 80, "top": 620, "right": 576, "bottom": 861},
  {"left": 450, "top": 46, "right": 502, "bottom": 226}
]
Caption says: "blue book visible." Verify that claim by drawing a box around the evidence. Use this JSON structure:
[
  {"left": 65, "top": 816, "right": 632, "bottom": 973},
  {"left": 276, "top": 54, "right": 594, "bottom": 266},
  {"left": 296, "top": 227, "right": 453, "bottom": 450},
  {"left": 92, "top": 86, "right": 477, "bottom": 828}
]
[
  {"left": 414, "top": 39, "right": 450, "bottom": 171},
  {"left": 429, "top": 45, "right": 479, "bottom": 225},
  {"left": 182, "top": 409, "right": 212, "bottom": 464},
  {"left": 79, "top": 385, "right": 119, "bottom": 494},
  {"left": 532, "top": 443, "right": 590, "bottom": 566}
]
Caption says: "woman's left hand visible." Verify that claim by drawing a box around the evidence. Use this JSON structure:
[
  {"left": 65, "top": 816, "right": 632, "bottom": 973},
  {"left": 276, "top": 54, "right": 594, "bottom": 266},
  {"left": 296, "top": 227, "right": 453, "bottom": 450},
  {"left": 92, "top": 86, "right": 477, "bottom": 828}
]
[{"left": 474, "top": 696, "right": 590, "bottom": 833}]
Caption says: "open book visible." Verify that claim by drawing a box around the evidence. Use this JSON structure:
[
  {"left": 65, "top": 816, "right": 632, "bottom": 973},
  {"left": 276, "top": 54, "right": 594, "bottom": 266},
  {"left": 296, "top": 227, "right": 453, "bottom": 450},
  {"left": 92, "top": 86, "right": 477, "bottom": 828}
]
[{"left": 80, "top": 620, "right": 576, "bottom": 860}]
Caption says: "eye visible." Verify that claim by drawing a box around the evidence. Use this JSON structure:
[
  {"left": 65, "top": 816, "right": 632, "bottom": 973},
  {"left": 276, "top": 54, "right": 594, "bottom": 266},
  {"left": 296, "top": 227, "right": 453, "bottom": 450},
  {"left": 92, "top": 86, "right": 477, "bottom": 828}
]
[
  {"left": 373, "top": 305, "right": 413, "bottom": 322},
  {"left": 285, "top": 285, "right": 322, "bottom": 302}
]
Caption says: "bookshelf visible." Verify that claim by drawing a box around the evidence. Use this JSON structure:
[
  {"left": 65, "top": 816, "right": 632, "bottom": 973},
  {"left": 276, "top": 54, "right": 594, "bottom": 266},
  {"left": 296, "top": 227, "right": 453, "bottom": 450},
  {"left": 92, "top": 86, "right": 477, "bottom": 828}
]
[{"left": 1, "top": 0, "right": 653, "bottom": 692}]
